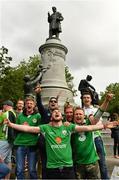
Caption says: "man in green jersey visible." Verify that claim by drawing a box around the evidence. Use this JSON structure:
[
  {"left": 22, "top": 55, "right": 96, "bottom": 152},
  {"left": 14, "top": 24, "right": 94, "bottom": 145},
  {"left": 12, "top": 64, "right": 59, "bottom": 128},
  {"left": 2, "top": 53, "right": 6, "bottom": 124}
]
[
  {"left": 72, "top": 107, "right": 100, "bottom": 179},
  {"left": 64, "top": 104, "right": 74, "bottom": 122},
  {"left": 0, "top": 100, "right": 16, "bottom": 179},
  {"left": 13, "top": 97, "right": 41, "bottom": 179},
  {"left": 4, "top": 93, "right": 118, "bottom": 179}
]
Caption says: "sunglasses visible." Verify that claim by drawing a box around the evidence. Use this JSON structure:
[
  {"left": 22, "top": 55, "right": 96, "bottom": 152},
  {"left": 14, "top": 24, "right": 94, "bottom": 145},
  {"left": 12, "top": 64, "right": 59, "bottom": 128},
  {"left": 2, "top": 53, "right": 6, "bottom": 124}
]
[{"left": 50, "top": 100, "right": 57, "bottom": 103}]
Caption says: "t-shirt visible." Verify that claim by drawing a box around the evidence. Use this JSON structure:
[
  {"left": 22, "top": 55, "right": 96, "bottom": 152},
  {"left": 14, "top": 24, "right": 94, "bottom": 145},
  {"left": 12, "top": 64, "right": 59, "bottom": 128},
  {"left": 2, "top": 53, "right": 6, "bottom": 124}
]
[
  {"left": 83, "top": 105, "right": 102, "bottom": 138},
  {"left": 0, "top": 112, "right": 8, "bottom": 140},
  {"left": 39, "top": 123, "right": 76, "bottom": 168},
  {"left": 72, "top": 119, "right": 99, "bottom": 165},
  {"left": 14, "top": 112, "right": 41, "bottom": 146}
]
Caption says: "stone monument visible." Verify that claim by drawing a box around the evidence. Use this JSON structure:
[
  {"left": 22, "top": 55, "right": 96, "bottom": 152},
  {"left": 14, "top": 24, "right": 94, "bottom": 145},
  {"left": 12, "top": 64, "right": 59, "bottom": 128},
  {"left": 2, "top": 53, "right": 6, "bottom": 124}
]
[{"left": 39, "top": 7, "right": 75, "bottom": 109}]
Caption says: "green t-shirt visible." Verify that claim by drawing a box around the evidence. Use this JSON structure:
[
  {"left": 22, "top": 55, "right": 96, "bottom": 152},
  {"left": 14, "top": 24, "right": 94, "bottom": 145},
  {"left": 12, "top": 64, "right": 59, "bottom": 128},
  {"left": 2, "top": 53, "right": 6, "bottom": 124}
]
[
  {"left": 14, "top": 112, "right": 41, "bottom": 146},
  {"left": 0, "top": 112, "right": 8, "bottom": 140},
  {"left": 39, "top": 123, "right": 76, "bottom": 168},
  {"left": 72, "top": 119, "right": 99, "bottom": 165}
]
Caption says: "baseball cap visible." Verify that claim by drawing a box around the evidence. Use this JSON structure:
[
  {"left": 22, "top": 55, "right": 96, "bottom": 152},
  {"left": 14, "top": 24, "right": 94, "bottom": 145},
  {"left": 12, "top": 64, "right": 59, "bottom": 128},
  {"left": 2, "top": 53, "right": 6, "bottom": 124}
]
[{"left": 3, "top": 100, "right": 14, "bottom": 107}]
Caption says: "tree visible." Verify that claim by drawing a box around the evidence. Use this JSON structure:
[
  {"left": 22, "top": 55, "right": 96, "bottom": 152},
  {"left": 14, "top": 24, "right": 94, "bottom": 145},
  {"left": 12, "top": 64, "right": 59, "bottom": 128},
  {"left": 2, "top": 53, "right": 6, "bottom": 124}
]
[
  {"left": 65, "top": 66, "right": 77, "bottom": 96},
  {"left": 0, "top": 55, "right": 41, "bottom": 103},
  {"left": 100, "top": 83, "right": 119, "bottom": 114},
  {"left": 0, "top": 46, "right": 12, "bottom": 77},
  {"left": 0, "top": 54, "right": 76, "bottom": 105}
]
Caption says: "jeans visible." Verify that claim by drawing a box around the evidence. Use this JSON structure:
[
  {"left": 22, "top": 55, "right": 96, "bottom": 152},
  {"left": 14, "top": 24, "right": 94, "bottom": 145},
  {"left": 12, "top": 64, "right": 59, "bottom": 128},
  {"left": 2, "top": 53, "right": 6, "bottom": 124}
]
[
  {"left": 95, "top": 136, "right": 109, "bottom": 179},
  {"left": 0, "top": 162, "right": 10, "bottom": 179},
  {"left": 46, "top": 166, "right": 75, "bottom": 179},
  {"left": 114, "top": 137, "right": 119, "bottom": 156},
  {"left": 16, "top": 146, "right": 38, "bottom": 179},
  {"left": 39, "top": 134, "right": 47, "bottom": 179}
]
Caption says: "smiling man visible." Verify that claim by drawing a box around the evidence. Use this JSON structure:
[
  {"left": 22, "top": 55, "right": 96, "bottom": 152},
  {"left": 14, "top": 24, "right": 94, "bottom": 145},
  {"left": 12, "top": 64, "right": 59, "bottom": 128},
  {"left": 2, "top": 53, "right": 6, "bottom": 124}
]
[
  {"left": 64, "top": 104, "right": 74, "bottom": 122},
  {"left": 13, "top": 97, "right": 41, "bottom": 179},
  {"left": 34, "top": 84, "right": 59, "bottom": 179}
]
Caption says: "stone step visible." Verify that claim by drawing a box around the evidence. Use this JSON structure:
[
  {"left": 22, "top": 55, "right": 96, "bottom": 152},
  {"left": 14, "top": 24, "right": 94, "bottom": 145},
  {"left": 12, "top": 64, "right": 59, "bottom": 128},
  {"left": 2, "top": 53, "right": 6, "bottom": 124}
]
[{"left": 101, "top": 129, "right": 114, "bottom": 156}]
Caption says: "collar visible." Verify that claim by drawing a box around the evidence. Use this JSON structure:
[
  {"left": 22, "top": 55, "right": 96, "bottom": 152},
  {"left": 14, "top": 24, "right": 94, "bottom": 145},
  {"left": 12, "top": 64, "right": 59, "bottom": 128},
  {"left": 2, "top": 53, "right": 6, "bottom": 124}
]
[{"left": 83, "top": 105, "right": 94, "bottom": 109}]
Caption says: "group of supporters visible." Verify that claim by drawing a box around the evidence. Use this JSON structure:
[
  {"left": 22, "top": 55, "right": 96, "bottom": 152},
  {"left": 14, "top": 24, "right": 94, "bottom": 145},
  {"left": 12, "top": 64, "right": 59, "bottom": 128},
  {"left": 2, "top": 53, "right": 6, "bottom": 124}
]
[{"left": 0, "top": 84, "right": 118, "bottom": 179}]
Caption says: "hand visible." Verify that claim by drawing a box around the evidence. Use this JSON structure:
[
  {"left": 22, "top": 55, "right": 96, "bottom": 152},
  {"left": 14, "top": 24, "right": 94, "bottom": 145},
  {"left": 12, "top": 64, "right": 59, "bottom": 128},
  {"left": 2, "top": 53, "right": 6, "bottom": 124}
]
[
  {"left": 106, "top": 93, "right": 114, "bottom": 101},
  {"left": 34, "top": 84, "right": 42, "bottom": 94},
  {"left": 89, "top": 114, "right": 96, "bottom": 124},
  {"left": 4, "top": 118, "right": 11, "bottom": 126},
  {"left": 104, "top": 121, "right": 119, "bottom": 129},
  {"left": 63, "top": 121, "right": 70, "bottom": 126},
  {"left": 0, "top": 155, "right": 4, "bottom": 163}
]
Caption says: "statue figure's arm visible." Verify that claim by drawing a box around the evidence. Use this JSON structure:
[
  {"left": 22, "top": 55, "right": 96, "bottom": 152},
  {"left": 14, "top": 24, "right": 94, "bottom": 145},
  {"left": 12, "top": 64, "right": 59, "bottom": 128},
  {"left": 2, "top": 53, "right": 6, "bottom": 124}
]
[
  {"left": 57, "top": 12, "right": 64, "bottom": 21},
  {"left": 78, "top": 80, "right": 85, "bottom": 91},
  {"left": 87, "top": 82, "right": 95, "bottom": 91},
  {"left": 27, "top": 72, "right": 43, "bottom": 86},
  {"left": 48, "top": 12, "right": 52, "bottom": 23}
]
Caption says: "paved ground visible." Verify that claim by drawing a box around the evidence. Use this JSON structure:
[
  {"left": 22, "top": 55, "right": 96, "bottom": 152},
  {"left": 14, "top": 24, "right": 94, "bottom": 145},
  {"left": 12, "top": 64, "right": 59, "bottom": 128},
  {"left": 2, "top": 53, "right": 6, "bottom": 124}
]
[
  {"left": 102, "top": 129, "right": 119, "bottom": 179},
  {"left": 10, "top": 156, "right": 118, "bottom": 179},
  {"left": 106, "top": 156, "right": 119, "bottom": 178}
]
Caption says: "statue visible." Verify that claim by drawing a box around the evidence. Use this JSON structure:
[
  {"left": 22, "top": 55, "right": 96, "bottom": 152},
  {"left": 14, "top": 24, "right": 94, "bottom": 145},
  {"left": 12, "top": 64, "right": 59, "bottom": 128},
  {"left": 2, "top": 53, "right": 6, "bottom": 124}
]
[
  {"left": 23, "top": 65, "right": 50, "bottom": 98},
  {"left": 48, "top": 6, "right": 64, "bottom": 39},
  {"left": 78, "top": 75, "right": 99, "bottom": 105}
]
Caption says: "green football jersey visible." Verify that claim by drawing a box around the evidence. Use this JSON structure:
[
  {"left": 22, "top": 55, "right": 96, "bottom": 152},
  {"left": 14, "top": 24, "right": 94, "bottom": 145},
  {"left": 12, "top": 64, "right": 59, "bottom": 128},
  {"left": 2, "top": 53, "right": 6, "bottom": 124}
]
[
  {"left": 40, "top": 123, "right": 76, "bottom": 168},
  {"left": 0, "top": 112, "right": 8, "bottom": 140},
  {"left": 72, "top": 119, "right": 99, "bottom": 165},
  {"left": 14, "top": 112, "right": 41, "bottom": 146}
]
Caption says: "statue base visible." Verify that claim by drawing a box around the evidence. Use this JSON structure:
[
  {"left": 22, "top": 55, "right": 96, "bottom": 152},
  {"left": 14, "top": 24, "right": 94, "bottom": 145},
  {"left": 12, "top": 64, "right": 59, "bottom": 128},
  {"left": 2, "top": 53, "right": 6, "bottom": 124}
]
[{"left": 39, "top": 38, "right": 75, "bottom": 111}]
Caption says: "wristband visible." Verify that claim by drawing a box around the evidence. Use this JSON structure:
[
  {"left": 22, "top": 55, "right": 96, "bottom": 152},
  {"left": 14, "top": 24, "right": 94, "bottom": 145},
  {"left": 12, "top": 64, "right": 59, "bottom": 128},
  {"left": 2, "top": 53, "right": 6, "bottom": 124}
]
[{"left": 94, "top": 108, "right": 104, "bottom": 119}]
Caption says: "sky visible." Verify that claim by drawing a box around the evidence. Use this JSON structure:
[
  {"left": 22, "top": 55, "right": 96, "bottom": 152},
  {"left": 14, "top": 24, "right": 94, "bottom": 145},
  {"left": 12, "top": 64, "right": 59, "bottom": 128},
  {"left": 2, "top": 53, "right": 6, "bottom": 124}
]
[{"left": 1, "top": 0, "right": 119, "bottom": 104}]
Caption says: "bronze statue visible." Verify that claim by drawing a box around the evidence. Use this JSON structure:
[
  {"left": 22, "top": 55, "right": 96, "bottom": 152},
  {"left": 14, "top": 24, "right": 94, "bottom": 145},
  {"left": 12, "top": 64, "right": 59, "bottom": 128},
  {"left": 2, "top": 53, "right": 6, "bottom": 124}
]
[
  {"left": 48, "top": 7, "right": 64, "bottom": 39},
  {"left": 78, "top": 75, "right": 99, "bottom": 105},
  {"left": 23, "top": 65, "right": 50, "bottom": 98}
]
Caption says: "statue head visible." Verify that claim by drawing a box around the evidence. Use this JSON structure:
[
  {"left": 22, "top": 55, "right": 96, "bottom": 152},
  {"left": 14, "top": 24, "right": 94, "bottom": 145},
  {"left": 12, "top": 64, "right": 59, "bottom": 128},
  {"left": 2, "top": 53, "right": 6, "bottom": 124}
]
[
  {"left": 23, "top": 75, "right": 30, "bottom": 82},
  {"left": 52, "top": 6, "right": 57, "bottom": 12},
  {"left": 86, "top": 75, "right": 92, "bottom": 81}
]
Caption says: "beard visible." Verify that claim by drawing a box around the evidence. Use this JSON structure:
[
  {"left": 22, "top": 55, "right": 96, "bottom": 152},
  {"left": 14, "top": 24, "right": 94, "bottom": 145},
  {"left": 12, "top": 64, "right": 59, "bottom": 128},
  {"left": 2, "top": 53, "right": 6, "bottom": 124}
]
[{"left": 52, "top": 118, "right": 61, "bottom": 122}]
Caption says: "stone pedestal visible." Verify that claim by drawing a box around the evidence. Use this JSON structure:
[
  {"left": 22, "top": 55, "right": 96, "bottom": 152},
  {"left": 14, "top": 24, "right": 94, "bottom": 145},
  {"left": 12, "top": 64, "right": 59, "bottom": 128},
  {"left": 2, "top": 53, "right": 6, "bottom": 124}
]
[{"left": 39, "top": 38, "right": 75, "bottom": 111}]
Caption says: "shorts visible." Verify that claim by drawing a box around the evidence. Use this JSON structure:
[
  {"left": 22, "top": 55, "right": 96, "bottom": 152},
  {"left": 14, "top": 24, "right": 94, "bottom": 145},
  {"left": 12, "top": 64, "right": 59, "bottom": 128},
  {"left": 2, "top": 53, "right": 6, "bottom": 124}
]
[{"left": 0, "top": 140, "right": 12, "bottom": 164}]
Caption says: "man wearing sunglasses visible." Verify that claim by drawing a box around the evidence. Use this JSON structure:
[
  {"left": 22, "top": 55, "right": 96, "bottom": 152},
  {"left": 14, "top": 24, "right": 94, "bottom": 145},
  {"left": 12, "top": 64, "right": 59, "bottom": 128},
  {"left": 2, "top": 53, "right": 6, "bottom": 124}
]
[
  {"left": 34, "top": 84, "right": 59, "bottom": 124},
  {"left": 34, "top": 84, "right": 59, "bottom": 179}
]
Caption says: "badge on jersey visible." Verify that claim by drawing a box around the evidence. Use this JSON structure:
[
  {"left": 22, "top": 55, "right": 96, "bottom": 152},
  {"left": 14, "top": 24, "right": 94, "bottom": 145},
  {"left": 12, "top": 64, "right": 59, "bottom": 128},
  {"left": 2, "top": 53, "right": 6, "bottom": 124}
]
[
  {"left": 55, "top": 137, "right": 62, "bottom": 144},
  {"left": 78, "top": 133, "right": 86, "bottom": 142},
  {"left": 62, "top": 130, "right": 67, "bottom": 135},
  {"left": 32, "top": 119, "right": 37, "bottom": 123}
]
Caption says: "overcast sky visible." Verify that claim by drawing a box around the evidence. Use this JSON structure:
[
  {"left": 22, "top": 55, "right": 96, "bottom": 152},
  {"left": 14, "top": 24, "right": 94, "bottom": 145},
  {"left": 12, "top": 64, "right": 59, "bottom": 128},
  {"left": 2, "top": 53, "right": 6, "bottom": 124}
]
[{"left": 1, "top": 0, "right": 119, "bottom": 104}]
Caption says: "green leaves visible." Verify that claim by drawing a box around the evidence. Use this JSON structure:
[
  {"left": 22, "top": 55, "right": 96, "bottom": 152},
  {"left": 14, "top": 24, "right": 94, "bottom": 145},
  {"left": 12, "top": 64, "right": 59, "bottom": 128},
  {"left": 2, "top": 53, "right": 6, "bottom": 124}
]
[{"left": 100, "top": 83, "right": 119, "bottom": 114}]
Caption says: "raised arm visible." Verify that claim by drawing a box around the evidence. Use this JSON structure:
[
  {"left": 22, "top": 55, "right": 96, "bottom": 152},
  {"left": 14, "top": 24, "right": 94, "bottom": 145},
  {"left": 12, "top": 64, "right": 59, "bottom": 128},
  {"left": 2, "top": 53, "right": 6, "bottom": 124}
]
[
  {"left": 34, "top": 85, "right": 46, "bottom": 113},
  {"left": 4, "top": 119, "right": 40, "bottom": 134},
  {"left": 75, "top": 123, "right": 104, "bottom": 132},
  {"left": 89, "top": 93, "right": 114, "bottom": 124},
  {"left": 100, "top": 93, "right": 113, "bottom": 111},
  {"left": 75, "top": 120, "right": 119, "bottom": 132}
]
